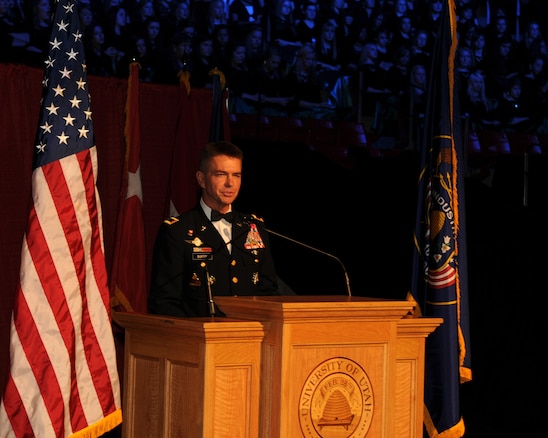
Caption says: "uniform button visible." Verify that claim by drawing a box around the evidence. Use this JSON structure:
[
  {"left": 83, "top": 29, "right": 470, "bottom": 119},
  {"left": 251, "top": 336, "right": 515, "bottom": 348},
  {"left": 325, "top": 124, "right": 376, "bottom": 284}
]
[
  {"left": 254, "top": 258, "right": 259, "bottom": 263},
  {"left": 200, "top": 262, "right": 206, "bottom": 267},
  {"left": 232, "top": 277, "right": 238, "bottom": 284},
  {"left": 231, "top": 259, "right": 236, "bottom": 266}
]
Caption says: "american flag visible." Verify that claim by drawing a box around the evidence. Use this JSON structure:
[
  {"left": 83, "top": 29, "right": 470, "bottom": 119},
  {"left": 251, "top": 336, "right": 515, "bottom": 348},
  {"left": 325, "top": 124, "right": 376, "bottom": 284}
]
[{"left": 0, "top": 0, "right": 122, "bottom": 436}]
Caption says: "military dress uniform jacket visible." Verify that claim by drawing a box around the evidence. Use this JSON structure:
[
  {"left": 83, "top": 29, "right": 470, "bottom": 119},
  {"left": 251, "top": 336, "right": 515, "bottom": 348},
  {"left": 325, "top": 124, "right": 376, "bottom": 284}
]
[{"left": 149, "top": 205, "right": 279, "bottom": 317}]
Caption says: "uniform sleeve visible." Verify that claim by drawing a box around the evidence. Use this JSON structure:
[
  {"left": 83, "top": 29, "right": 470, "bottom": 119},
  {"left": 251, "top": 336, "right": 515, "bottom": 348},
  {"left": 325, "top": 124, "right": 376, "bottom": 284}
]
[{"left": 148, "top": 222, "right": 190, "bottom": 317}]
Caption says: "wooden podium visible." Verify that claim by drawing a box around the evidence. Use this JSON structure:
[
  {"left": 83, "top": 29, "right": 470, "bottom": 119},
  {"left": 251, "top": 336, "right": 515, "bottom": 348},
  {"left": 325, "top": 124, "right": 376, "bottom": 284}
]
[
  {"left": 116, "top": 296, "right": 441, "bottom": 438},
  {"left": 114, "top": 313, "right": 266, "bottom": 437}
]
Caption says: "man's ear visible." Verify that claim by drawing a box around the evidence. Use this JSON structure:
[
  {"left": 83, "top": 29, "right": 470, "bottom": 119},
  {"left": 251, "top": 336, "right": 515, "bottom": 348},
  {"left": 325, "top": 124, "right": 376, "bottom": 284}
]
[{"left": 196, "top": 170, "right": 205, "bottom": 188}]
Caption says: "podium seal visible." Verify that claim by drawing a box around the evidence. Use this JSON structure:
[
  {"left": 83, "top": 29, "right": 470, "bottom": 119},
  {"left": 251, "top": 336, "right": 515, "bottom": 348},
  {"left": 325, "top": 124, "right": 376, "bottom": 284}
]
[{"left": 298, "top": 357, "right": 374, "bottom": 437}]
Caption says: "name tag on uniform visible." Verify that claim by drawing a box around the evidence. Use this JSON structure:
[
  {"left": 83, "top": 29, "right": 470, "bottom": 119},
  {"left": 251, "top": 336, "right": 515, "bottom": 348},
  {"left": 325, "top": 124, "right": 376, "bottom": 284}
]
[{"left": 193, "top": 247, "right": 213, "bottom": 260}]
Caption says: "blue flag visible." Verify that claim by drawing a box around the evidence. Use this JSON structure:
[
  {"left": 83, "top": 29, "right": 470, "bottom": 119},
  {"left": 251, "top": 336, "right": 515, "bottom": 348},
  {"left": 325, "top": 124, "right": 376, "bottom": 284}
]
[
  {"left": 209, "top": 68, "right": 226, "bottom": 142},
  {"left": 409, "top": 1, "right": 472, "bottom": 437}
]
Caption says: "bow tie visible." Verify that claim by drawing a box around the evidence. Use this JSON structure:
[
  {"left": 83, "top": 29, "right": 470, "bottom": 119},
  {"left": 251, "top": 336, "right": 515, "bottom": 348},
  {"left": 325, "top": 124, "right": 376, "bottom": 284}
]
[{"left": 211, "top": 210, "right": 234, "bottom": 223}]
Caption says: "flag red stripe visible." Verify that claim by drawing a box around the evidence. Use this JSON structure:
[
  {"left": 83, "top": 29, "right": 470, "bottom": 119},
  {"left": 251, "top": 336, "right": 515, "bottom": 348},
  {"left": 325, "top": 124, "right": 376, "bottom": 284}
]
[
  {"left": 23, "top": 213, "right": 72, "bottom": 437},
  {"left": 42, "top": 158, "right": 91, "bottom": 432},
  {"left": 2, "top": 374, "right": 34, "bottom": 434},
  {"left": 77, "top": 150, "right": 118, "bottom": 414}
]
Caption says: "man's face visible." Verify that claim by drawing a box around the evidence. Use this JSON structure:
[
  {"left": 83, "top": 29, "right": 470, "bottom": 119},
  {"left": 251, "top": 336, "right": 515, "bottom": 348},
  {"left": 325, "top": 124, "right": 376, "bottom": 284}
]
[{"left": 197, "top": 155, "right": 242, "bottom": 211}]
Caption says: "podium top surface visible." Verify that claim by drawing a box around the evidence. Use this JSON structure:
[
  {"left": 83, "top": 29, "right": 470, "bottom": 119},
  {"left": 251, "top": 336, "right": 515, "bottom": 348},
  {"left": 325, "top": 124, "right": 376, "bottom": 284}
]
[{"left": 215, "top": 295, "right": 417, "bottom": 320}]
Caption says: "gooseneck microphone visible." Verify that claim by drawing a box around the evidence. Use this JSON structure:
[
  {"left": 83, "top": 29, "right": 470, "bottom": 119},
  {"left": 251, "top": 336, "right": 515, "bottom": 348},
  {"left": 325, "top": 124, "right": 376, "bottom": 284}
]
[{"left": 264, "top": 227, "right": 352, "bottom": 297}]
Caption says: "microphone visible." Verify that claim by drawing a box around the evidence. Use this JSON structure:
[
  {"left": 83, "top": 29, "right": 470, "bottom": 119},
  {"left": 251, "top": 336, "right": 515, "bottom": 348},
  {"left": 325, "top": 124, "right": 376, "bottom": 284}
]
[{"left": 264, "top": 227, "right": 352, "bottom": 297}]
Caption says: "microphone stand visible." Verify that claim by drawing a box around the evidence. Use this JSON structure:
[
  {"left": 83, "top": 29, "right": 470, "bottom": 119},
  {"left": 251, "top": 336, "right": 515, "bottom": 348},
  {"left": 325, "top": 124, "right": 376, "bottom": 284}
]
[
  {"left": 204, "top": 267, "right": 216, "bottom": 316},
  {"left": 264, "top": 227, "right": 352, "bottom": 297}
]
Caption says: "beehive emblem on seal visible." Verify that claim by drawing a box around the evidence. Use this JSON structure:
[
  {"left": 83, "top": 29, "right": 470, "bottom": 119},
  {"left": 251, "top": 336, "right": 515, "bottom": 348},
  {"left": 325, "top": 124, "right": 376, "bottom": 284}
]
[{"left": 299, "top": 357, "right": 374, "bottom": 437}]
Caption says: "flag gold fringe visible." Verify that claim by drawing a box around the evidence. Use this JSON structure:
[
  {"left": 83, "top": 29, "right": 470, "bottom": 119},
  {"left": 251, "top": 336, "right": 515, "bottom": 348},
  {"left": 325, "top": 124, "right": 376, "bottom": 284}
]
[
  {"left": 424, "top": 406, "right": 465, "bottom": 438},
  {"left": 69, "top": 408, "right": 123, "bottom": 438}
]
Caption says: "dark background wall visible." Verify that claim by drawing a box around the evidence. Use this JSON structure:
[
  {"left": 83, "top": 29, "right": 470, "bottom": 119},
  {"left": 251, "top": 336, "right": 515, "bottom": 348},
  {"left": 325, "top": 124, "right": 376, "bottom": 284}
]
[{"left": 235, "top": 138, "right": 548, "bottom": 438}]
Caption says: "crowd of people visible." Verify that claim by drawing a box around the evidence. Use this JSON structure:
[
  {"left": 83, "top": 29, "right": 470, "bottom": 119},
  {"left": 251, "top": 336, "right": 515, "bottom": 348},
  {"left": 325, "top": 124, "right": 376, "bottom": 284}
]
[{"left": 3, "top": 0, "right": 548, "bottom": 140}]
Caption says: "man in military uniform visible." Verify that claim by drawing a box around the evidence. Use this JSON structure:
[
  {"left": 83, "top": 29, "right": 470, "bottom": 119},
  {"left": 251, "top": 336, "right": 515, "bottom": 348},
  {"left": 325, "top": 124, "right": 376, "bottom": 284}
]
[{"left": 148, "top": 141, "right": 279, "bottom": 317}]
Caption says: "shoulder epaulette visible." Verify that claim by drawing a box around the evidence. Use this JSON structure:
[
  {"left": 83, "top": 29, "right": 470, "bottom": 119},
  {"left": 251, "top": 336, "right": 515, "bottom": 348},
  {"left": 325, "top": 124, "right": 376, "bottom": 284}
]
[
  {"left": 164, "top": 216, "right": 179, "bottom": 225},
  {"left": 251, "top": 213, "right": 264, "bottom": 222}
]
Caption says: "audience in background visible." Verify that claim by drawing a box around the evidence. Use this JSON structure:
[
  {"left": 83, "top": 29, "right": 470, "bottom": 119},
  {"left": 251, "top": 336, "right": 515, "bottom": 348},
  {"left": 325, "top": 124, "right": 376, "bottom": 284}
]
[{"left": 4, "top": 0, "right": 548, "bottom": 138}]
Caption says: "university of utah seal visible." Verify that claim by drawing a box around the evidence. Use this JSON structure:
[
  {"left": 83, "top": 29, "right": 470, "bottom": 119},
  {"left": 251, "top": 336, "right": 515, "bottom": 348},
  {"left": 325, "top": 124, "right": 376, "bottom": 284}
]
[{"left": 298, "top": 357, "right": 374, "bottom": 437}]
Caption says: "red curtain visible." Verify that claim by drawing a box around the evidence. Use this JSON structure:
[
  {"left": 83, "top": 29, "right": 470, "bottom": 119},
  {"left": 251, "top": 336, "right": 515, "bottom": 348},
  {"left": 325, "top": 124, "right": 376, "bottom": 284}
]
[{"left": 0, "top": 63, "right": 217, "bottom": 394}]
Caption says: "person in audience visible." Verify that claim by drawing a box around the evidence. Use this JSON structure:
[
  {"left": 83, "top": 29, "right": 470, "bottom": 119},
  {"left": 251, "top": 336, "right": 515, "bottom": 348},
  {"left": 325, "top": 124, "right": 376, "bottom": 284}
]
[
  {"left": 492, "top": 76, "right": 534, "bottom": 133},
  {"left": 455, "top": 45, "right": 475, "bottom": 85},
  {"left": 189, "top": 33, "right": 216, "bottom": 88},
  {"left": 485, "top": 37, "right": 521, "bottom": 100},
  {"left": 141, "top": 16, "right": 166, "bottom": 71},
  {"left": 148, "top": 142, "right": 280, "bottom": 317},
  {"left": 285, "top": 43, "right": 337, "bottom": 118},
  {"left": 212, "top": 23, "right": 232, "bottom": 68},
  {"left": 244, "top": 24, "right": 264, "bottom": 74},
  {"left": 390, "top": 14, "right": 413, "bottom": 52},
  {"left": 130, "top": 0, "right": 156, "bottom": 36},
  {"left": 319, "top": 0, "right": 347, "bottom": 41},
  {"left": 272, "top": 0, "right": 300, "bottom": 45},
  {"left": 383, "top": 0, "right": 409, "bottom": 37},
  {"left": 457, "top": 3, "right": 478, "bottom": 30},
  {"left": 409, "top": 28, "right": 431, "bottom": 68},
  {"left": 401, "top": 63, "right": 427, "bottom": 147},
  {"left": 167, "top": 0, "right": 191, "bottom": 36},
  {"left": 128, "top": 34, "right": 157, "bottom": 81},
  {"left": 470, "top": 30, "right": 488, "bottom": 73},
  {"left": 155, "top": 29, "right": 193, "bottom": 83},
  {"left": 243, "top": 44, "right": 295, "bottom": 116},
  {"left": 271, "top": 0, "right": 302, "bottom": 64},
  {"left": 461, "top": 70, "right": 499, "bottom": 132},
  {"left": 224, "top": 40, "right": 258, "bottom": 113},
  {"left": 196, "top": 0, "right": 227, "bottom": 38},
  {"left": 103, "top": 5, "right": 132, "bottom": 76},
  {"left": 416, "top": 0, "right": 443, "bottom": 41},
  {"left": 518, "top": 20, "right": 543, "bottom": 65},
  {"left": 258, "top": 44, "right": 295, "bottom": 114},
  {"left": 458, "top": 21, "right": 477, "bottom": 50},
  {"left": 340, "top": 22, "right": 368, "bottom": 74},
  {"left": 78, "top": 4, "right": 96, "bottom": 36},
  {"left": 154, "top": 0, "right": 175, "bottom": 23},
  {"left": 84, "top": 22, "right": 118, "bottom": 77},
  {"left": 520, "top": 54, "right": 548, "bottom": 129},
  {"left": 485, "top": 14, "right": 513, "bottom": 49},
  {"left": 372, "top": 27, "right": 393, "bottom": 70},
  {"left": 351, "top": 0, "right": 377, "bottom": 31},
  {"left": 315, "top": 19, "right": 342, "bottom": 92},
  {"left": 24, "top": 0, "right": 51, "bottom": 66},
  {"left": 387, "top": 44, "right": 411, "bottom": 99},
  {"left": 295, "top": 1, "right": 319, "bottom": 46}
]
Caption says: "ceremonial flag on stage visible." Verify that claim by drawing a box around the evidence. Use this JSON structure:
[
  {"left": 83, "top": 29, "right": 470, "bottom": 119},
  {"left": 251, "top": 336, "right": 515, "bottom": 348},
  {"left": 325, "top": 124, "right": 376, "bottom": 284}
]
[
  {"left": 109, "top": 62, "right": 148, "bottom": 313},
  {"left": 209, "top": 69, "right": 226, "bottom": 142},
  {"left": 409, "top": 1, "right": 472, "bottom": 437},
  {"left": 167, "top": 71, "right": 192, "bottom": 217},
  {"left": 0, "top": 0, "right": 122, "bottom": 435},
  {"left": 167, "top": 68, "right": 228, "bottom": 217}
]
